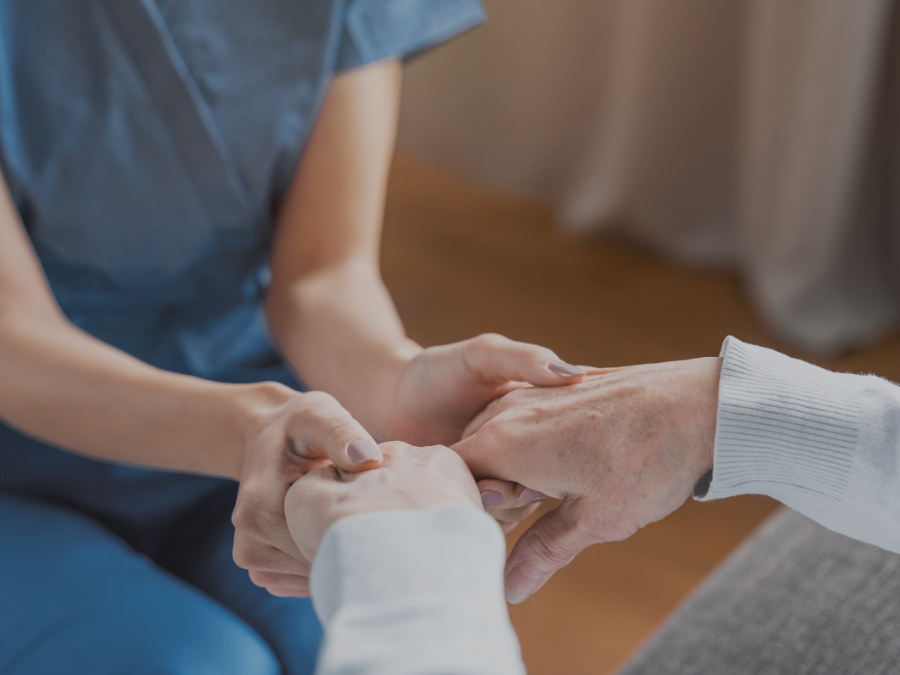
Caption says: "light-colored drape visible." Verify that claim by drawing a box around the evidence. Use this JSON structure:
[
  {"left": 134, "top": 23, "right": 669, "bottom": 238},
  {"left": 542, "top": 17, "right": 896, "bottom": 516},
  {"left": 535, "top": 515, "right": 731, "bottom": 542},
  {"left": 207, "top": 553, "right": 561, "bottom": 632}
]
[{"left": 398, "top": 0, "right": 900, "bottom": 352}]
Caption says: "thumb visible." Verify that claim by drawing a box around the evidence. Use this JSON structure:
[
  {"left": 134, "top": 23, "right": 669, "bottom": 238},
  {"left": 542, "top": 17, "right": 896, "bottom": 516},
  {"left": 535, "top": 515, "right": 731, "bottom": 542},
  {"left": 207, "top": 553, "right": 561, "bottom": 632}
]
[
  {"left": 462, "top": 334, "right": 585, "bottom": 388},
  {"left": 291, "top": 391, "right": 382, "bottom": 473},
  {"left": 503, "top": 499, "right": 589, "bottom": 604}
]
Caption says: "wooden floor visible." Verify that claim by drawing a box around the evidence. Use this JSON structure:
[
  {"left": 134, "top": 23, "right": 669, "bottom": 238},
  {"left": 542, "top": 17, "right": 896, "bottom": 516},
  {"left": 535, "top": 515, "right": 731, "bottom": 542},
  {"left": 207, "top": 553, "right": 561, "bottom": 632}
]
[{"left": 380, "top": 156, "right": 900, "bottom": 675}]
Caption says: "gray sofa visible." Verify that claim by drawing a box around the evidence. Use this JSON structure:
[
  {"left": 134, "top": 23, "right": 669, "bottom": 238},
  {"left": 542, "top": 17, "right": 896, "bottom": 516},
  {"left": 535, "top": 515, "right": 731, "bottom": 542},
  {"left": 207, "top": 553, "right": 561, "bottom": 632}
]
[{"left": 616, "top": 509, "right": 900, "bottom": 674}]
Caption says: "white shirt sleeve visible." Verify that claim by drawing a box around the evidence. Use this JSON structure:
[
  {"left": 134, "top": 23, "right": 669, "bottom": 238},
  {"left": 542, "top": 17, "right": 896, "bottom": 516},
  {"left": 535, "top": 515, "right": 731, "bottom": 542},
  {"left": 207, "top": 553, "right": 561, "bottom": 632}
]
[
  {"left": 696, "top": 336, "right": 900, "bottom": 553},
  {"left": 310, "top": 504, "right": 526, "bottom": 675}
]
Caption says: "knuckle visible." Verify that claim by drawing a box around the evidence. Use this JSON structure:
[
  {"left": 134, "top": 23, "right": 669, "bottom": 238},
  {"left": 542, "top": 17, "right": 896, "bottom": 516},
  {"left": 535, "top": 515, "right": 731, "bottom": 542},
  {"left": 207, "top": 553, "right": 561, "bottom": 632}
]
[
  {"left": 232, "top": 490, "right": 269, "bottom": 531},
  {"left": 378, "top": 439, "right": 410, "bottom": 453},
  {"left": 234, "top": 541, "right": 284, "bottom": 573},
  {"left": 460, "top": 333, "right": 510, "bottom": 380},
  {"left": 510, "top": 339, "right": 554, "bottom": 366},
  {"left": 374, "top": 440, "right": 408, "bottom": 461},
  {"left": 529, "top": 529, "right": 578, "bottom": 568},
  {"left": 427, "top": 443, "right": 455, "bottom": 458},
  {"left": 298, "top": 392, "right": 342, "bottom": 421},
  {"left": 461, "top": 333, "right": 501, "bottom": 365},
  {"left": 248, "top": 569, "right": 309, "bottom": 596},
  {"left": 232, "top": 539, "right": 255, "bottom": 570},
  {"left": 247, "top": 570, "right": 271, "bottom": 589},
  {"left": 233, "top": 497, "right": 288, "bottom": 548},
  {"left": 302, "top": 390, "right": 338, "bottom": 408},
  {"left": 527, "top": 342, "right": 555, "bottom": 361},
  {"left": 231, "top": 504, "right": 253, "bottom": 530},
  {"left": 473, "top": 332, "right": 506, "bottom": 351}
]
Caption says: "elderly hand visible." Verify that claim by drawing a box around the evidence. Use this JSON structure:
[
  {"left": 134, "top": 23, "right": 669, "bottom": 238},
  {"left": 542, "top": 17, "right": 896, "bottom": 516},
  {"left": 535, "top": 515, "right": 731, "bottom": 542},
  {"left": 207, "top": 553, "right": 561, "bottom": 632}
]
[
  {"left": 284, "top": 441, "right": 482, "bottom": 562},
  {"left": 452, "top": 357, "right": 722, "bottom": 603},
  {"left": 385, "top": 333, "right": 585, "bottom": 532},
  {"left": 232, "top": 387, "right": 384, "bottom": 598}
]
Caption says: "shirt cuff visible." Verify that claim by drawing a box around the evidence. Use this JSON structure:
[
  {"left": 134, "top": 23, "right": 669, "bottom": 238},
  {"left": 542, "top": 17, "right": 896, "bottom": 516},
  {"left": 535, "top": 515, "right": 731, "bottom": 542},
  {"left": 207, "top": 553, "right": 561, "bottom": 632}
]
[
  {"left": 310, "top": 505, "right": 524, "bottom": 675},
  {"left": 311, "top": 504, "right": 507, "bottom": 624},
  {"left": 695, "top": 336, "right": 863, "bottom": 523}
]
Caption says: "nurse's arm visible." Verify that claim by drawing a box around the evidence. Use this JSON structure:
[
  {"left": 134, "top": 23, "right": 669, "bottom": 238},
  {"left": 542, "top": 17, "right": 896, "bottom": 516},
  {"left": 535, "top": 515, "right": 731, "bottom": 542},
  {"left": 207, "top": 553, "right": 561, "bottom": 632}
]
[
  {"left": 0, "top": 175, "right": 256, "bottom": 477},
  {"left": 266, "top": 61, "right": 584, "bottom": 448},
  {"left": 0, "top": 173, "right": 384, "bottom": 597},
  {"left": 266, "top": 59, "right": 419, "bottom": 440}
]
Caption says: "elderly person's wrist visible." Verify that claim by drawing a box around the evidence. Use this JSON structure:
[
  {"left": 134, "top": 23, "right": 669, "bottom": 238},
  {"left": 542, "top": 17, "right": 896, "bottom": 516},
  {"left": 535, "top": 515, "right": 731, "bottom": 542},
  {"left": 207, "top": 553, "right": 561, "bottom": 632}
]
[{"left": 309, "top": 505, "right": 505, "bottom": 617}]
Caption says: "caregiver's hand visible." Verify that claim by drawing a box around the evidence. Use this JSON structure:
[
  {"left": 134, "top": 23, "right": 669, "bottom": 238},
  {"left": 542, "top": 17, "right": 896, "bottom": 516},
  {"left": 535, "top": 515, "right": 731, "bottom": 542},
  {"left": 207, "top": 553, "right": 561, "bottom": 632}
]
[
  {"left": 384, "top": 333, "right": 585, "bottom": 532},
  {"left": 232, "top": 387, "right": 382, "bottom": 598},
  {"left": 386, "top": 333, "right": 585, "bottom": 445},
  {"left": 285, "top": 441, "right": 481, "bottom": 562},
  {"left": 452, "top": 357, "right": 722, "bottom": 603}
]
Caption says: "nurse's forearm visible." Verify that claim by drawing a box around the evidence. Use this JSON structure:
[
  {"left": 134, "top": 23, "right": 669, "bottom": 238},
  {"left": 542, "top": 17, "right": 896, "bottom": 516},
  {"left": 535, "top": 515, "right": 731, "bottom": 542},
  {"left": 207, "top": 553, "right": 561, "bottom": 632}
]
[
  {"left": 264, "top": 61, "right": 414, "bottom": 438},
  {"left": 0, "top": 172, "right": 281, "bottom": 479},
  {"left": 0, "top": 308, "right": 283, "bottom": 480},
  {"left": 266, "top": 259, "right": 420, "bottom": 439}
]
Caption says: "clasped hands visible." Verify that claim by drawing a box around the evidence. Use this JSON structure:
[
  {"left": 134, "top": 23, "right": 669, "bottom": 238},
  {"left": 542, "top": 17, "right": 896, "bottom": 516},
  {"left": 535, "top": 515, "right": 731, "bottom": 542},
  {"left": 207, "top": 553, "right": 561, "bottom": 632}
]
[{"left": 232, "top": 333, "right": 722, "bottom": 604}]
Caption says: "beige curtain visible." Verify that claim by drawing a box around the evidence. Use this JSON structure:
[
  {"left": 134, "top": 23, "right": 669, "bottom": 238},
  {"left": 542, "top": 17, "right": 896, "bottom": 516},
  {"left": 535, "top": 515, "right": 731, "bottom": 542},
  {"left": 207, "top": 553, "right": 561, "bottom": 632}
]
[{"left": 398, "top": 0, "right": 900, "bottom": 353}]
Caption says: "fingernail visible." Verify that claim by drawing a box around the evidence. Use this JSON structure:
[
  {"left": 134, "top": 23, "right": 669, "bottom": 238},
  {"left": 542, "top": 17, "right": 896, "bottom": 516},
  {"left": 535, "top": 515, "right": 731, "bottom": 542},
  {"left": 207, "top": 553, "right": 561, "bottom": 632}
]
[
  {"left": 518, "top": 488, "right": 545, "bottom": 502},
  {"left": 547, "top": 361, "right": 585, "bottom": 377},
  {"left": 348, "top": 440, "right": 380, "bottom": 464},
  {"left": 481, "top": 491, "right": 503, "bottom": 507},
  {"left": 505, "top": 566, "right": 545, "bottom": 604}
]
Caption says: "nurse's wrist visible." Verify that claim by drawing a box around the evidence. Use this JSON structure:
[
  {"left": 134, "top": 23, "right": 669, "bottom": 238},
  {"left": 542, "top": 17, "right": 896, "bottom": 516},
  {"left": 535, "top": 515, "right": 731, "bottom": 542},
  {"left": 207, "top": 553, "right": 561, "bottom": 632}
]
[
  {"left": 366, "top": 337, "right": 423, "bottom": 439},
  {"left": 225, "top": 380, "right": 298, "bottom": 480}
]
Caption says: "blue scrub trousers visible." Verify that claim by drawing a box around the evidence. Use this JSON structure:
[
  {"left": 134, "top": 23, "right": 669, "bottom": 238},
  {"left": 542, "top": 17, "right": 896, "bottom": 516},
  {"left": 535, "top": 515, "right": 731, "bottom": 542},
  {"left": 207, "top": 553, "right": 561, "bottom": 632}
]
[{"left": 0, "top": 365, "right": 322, "bottom": 675}]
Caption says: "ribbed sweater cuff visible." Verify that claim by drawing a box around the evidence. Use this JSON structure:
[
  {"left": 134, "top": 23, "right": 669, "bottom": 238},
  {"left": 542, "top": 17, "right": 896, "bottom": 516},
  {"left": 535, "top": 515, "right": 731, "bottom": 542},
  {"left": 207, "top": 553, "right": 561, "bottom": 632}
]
[
  {"left": 311, "top": 505, "right": 507, "bottom": 625},
  {"left": 696, "top": 337, "right": 862, "bottom": 521}
]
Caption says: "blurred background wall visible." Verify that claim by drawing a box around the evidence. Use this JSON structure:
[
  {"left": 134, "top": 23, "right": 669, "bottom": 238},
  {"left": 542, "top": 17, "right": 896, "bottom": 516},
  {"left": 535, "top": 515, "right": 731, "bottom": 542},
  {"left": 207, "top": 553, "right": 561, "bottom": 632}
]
[{"left": 397, "top": 0, "right": 900, "bottom": 354}]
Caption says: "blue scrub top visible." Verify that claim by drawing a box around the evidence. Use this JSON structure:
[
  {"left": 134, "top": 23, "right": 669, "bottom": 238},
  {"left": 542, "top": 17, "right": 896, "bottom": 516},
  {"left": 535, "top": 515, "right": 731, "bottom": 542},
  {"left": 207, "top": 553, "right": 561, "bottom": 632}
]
[{"left": 0, "top": 0, "right": 484, "bottom": 380}]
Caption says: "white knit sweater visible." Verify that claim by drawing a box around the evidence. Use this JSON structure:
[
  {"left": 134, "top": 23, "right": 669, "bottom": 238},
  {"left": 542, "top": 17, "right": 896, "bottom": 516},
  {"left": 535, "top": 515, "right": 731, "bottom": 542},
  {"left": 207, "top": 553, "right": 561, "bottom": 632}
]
[{"left": 697, "top": 336, "right": 900, "bottom": 553}]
